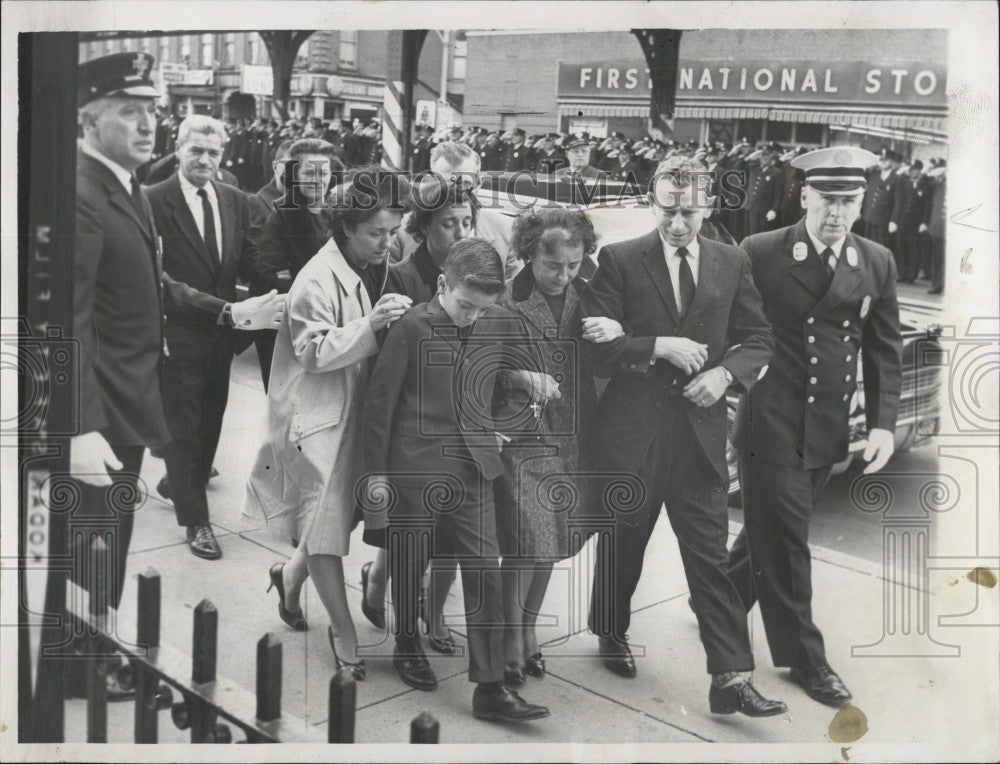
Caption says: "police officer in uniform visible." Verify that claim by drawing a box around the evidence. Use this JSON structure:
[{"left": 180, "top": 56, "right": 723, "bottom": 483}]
[
  {"left": 728, "top": 147, "right": 902, "bottom": 707},
  {"left": 502, "top": 127, "right": 532, "bottom": 172},
  {"left": 553, "top": 132, "right": 608, "bottom": 181},
  {"left": 749, "top": 144, "right": 783, "bottom": 233},
  {"left": 410, "top": 124, "right": 433, "bottom": 173},
  {"left": 533, "top": 133, "right": 567, "bottom": 173},
  {"left": 859, "top": 149, "right": 901, "bottom": 247}
]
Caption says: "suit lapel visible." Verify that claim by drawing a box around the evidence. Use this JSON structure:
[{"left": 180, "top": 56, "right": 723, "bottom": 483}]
[
  {"left": 788, "top": 219, "right": 830, "bottom": 299},
  {"left": 641, "top": 232, "right": 680, "bottom": 325},
  {"left": 681, "top": 236, "right": 719, "bottom": 332},
  {"left": 216, "top": 181, "right": 235, "bottom": 278},
  {"left": 813, "top": 232, "right": 864, "bottom": 314},
  {"left": 100, "top": 173, "right": 156, "bottom": 247},
  {"left": 166, "top": 176, "right": 217, "bottom": 279}
]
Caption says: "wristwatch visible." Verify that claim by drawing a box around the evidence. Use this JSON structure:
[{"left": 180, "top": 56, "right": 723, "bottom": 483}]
[{"left": 221, "top": 303, "right": 235, "bottom": 328}]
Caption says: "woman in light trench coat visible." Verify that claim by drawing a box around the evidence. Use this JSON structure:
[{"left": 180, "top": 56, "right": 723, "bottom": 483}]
[{"left": 243, "top": 170, "right": 412, "bottom": 677}]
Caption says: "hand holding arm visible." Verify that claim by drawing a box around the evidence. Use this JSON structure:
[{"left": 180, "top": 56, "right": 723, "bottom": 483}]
[{"left": 652, "top": 336, "right": 708, "bottom": 375}]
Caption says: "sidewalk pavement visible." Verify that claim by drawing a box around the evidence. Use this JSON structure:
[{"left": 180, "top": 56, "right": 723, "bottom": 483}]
[{"left": 61, "top": 350, "right": 997, "bottom": 755}]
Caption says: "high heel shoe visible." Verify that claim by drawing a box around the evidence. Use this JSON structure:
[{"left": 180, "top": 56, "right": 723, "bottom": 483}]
[
  {"left": 360, "top": 561, "right": 386, "bottom": 630},
  {"left": 267, "top": 562, "right": 307, "bottom": 631},
  {"left": 328, "top": 627, "right": 366, "bottom": 680},
  {"left": 525, "top": 652, "right": 546, "bottom": 678}
]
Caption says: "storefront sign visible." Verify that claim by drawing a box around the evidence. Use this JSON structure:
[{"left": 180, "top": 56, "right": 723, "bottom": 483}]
[
  {"left": 558, "top": 59, "right": 946, "bottom": 107},
  {"left": 415, "top": 99, "right": 437, "bottom": 128},
  {"left": 184, "top": 69, "right": 214, "bottom": 86},
  {"left": 326, "top": 75, "right": 383, "bottom": 100},
  {"left": 160, "top": 62, "right": 188, "bottom": 84},
  {"left": 242, "top": 64, "right": 274, "bottom": 96},
  {"left": 568, "top": 117, "right": 607, "bottom": 138}
]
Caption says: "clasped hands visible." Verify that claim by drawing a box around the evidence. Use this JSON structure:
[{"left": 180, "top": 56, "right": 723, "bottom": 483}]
[{"left": 653, "top": 336, "right": 729, "bottom": 407}]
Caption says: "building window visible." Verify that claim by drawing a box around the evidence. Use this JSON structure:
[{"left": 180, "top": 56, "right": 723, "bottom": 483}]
[
  {"left": 451, "top": 38, "right": 467, "bottom": 81},
  {"left": 159, "top": 36, "right": 170, "bottom": 64},
  {"left": 104, "top": 39, "right": 116, "bottom": 54},
  {"left": 180, "top": 35, "right": 190, "bottom": 63},
  {"left": 88, "top": 41, "right": 99, "bottom": 58},
  {"left": 767, "top": 121, "right": 793, "bottom": 143},
  {"left": 224, "top": 33, "right": 235, "bottom": 66},
  {"left": 122, "top": 38, "right": 135, "bottom": 52},
  {"left": 795, "top": 122, "right": 825, "bottom": 145},
  {"left": 339, "top": 31, "right": 357, "bottom": 69},
  {"left": 737, "top": 119, "right": 765, "bottom": 144},
  {"left": 201, "top": 33, "right": 213, "bottom": 67},
  {"left": 707, "top": 120, "right": 734, "bottom": 145},
  {"left": 247, "top": 34, "right": 259, "bottom": 65},
  {"left": 140, "top": 37, "right": 151, "bottom": 54}
]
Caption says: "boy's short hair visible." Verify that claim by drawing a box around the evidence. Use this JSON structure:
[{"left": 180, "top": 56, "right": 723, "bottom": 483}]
[{"left": 441, "top": 238, "right": 505, "bottom": 296}]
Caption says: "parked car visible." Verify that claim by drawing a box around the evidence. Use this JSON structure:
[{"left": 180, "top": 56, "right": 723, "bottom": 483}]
[{"left": 475, "top": 176, "right": 944, "bottom": 499}]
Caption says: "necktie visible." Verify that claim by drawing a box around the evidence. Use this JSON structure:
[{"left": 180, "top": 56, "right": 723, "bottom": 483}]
[
  {"left": 822, "top": 246, "right": 837, "bottom": 283},
  {"left": 676, "top": 246, "right": 696, "bottom": 317},
  {"left": 197, "top": 188, "right": 221, "bottom": 263},
  {"left": 130, "top": 176, "right": 153, "bottom": 231}
]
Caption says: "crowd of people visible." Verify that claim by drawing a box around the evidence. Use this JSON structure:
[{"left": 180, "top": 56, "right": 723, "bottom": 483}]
[{"left": 71, "top": 51, "right": 910, "bottom": 726}]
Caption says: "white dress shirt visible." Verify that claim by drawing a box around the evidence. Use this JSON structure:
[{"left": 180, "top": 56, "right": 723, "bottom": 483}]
[
  {"left": 81, "top": 141, "right": 134, "bottom": 194},
  {"left": 178, "top": 170, "right": 223, "bottom": 260},
  {"left": 659, "top": 234, "right": 700, "bottom": 312},
  {"left": 804, "top": 225, "right": 845, "bottom": 271}
]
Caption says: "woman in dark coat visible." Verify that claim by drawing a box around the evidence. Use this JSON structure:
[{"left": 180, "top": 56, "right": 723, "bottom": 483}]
[{"left": 495, "top": 207, "right": 621, "bottom": 684}]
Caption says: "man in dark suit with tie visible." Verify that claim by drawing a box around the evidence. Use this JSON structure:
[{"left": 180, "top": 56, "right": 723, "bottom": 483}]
[
  {"left": 581, "top": 155, "right": 786, "bottom": 717},
  {"left": 146, "top": 115, "right": 285, "bottom": 559},
  {"left": 728, "top": 147, "right": 902, "bottom": 707}
]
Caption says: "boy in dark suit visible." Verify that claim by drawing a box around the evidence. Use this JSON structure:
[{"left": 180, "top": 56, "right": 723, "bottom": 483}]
[{"left": 362, "top": 238, "right": 550, "bottom": 723}]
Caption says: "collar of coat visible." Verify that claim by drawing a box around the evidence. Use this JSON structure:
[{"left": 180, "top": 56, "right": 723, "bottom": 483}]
[
  {"left": 510, "top": 262, "right": 586, "bottom": 303},
  {"left": 315, "top": 238, "right": 387, "bottom": 301}
]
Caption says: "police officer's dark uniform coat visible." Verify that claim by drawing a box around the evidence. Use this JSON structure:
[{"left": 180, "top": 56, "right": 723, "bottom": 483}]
[
  {"left": 730, "top": 217, "right": 902, "bottom": 669},
  {"left": 503, "top": 142, "right": 532, "bottom": 172},
  {"left": 861, "top": 169, "right": 899, "bottom": 247}
]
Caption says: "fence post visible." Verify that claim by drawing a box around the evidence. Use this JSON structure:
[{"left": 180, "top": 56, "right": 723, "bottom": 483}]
[
  {"left": 256, "top": 633, "right": 282, "bottom": 723},
  {"left": 190, "top": 599, "right": 218, "bottom": 743},
  {"left": 328, "top": 672, "right": 356, "bottom": 743},
  {"left": 134, "top": 569, "right": 161, "bottom": 743},
  {"left": 85, "top": 535, "right": 108, "bottom": 743},
  {"left": 410, "top": 711, "right": 439, "bottom": 743}
]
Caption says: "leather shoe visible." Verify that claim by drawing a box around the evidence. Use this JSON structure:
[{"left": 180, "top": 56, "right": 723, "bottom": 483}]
[
  {"left": 473, "top": 683, "right": 549, "bottom": 722},
  {"left": 790, "top": 664, "right": 853, "bottom": 707},
  {"left": 525, "top": 652, "right": 545, "bottom": 678},
  {"left": 156, "top": 476, "right": 171, "bottom": 501},
  {"left": 504, "top": 661, "right": 526, "bottom": 687},
  {"left": 360, "top": 561, "right": 386, "bottom": 630},
  {"left": 393, "top": 645, "right": 437, "bottom": 691},
  {"left": 598, "top": 636, "right": 636, "bottom": 678},
  {"left": 186, "top": 523, "right": 222, "bottom": 560},
  {"left": 710, "top": 679, "right": 788, "bottom": 717}
]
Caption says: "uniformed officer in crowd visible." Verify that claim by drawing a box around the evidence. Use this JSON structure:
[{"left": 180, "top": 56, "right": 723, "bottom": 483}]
[
  {"left": 860, "top": 149, "right": 901, "bottom": 248},
  {"left": 410, "top": 123, "right": 434, "bottom": 173},
  {"left": 728, "top": 146, "right": 902, "bottom": 708},
  {"left": 533, "top": 132, "right": 566, "bottom": 173},
  {"left": 502, "top": 128, "right": 533, "bottom": 172},
  {"left": 553, "top": 132, "right": 608, "bottom": 180},
  {"left": 478, "top": 130, "right": 504, "bottom": 172},
  {"left": 895, "top": 159, "right": 932, "bottom": 283},
  {"left": 748, "top": 143, "right": 783, "bottom": 234},
  {"left": 922, "top": 158, "right": 946, "bottom": 294},
  {"left": 778, "top": 146, "right": 808, "bottom": 228}
]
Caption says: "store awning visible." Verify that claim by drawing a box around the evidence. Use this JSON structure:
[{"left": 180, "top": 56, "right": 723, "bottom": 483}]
[
  {"left": 674, "top": 106, "right": 771, "bottom": 120},
  {"left": 557, "top": 102, "right": 650, "bottom": 118},
  {"left": 769, "top": 108, "right": 946, "bottom": 134}
]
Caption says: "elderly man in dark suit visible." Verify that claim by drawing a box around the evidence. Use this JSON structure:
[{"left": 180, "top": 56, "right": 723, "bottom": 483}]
[
  {"left": 582, "top": 156, "right": 785, "bottom": 717},
  {"left": 146, "top": 115, "right": 285, "bottom": 559},
  {"left": 71, "top": 52, "right": 171, "bottom": 700},
  {"left": 728, "top": 147, "right": 902, "bottom": 707}
]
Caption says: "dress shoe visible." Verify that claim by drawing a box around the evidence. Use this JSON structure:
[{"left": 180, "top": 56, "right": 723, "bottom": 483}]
[
  {"left": 360, "top": 561, "right": 386, "bottom": 630},
  {"left": 472, "top": 682, "right": 549, "bottom": 722},
  {"left": 525, "top": 652, "right": 545, "bottom": 678},
  {"left": 710, "top": 679, "right": 788, "bottom": 717},
  {"left": 598, "top": 636, "right": 637, "bottom": 678},
  {"left": 328, "top": 627, "right": 365, "bottom": 681},
  {"left": 267, "top": 562, "right": 307, "bottom": 631},
  {"left": 504, "top": 661, "right": 526, "bottom": 687},
  {"left": 156, "top": 476, "right": 171, "bottom": 501},
  {"left": 186, "top": 523, "right": 222, "bottom": 560},
  {"left": 790, "top": 664, "right": 853, "bottom": 706},
  {"left": 393, "top": 645, "right": 437, "bottom": 691},
  {"left": 428, "top": 632, "right": 456, "bottom": 655}
]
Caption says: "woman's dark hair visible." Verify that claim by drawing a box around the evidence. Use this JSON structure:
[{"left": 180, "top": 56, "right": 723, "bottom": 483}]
[
  {"left": 405, "top": 177, "right": 478, "bottom": 241},
  {"left": 321, "top": 166, "right": 412, "bottom": 247},
  {"left": 510, "top": 206, "right": 598, "bottom": 262}
]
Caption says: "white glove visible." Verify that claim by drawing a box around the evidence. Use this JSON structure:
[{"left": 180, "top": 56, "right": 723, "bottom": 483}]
[
  {"left": 765, "top": 210, "right": 776, "bottom": 222},
  {"left": 887, "top": 221, "right": 898, "bottom": 235},
  {"left": 918, "top": 223, "right": 928, "bottom": 234},
  {"left": 231, "top": 290, "right": 286, "bottom": 330},
  {"left": 862, "top": 428, "right": 895, "bottom": 474},
  {"left": 69, "top": 431, "right": 123, "bottom": 486}
]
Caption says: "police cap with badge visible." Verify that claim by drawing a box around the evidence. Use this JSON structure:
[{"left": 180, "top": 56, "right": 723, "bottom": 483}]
[
  {"left": 564, "top": 131, "right": 590, "bottom": 150},
  {"left": 791, "top": 146, "right": 879, "bottom": 195},
  {"left": 79, "top": 51, "right": 159, "bottom": 105}
]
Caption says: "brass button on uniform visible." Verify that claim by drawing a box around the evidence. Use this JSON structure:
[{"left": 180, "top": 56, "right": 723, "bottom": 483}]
[
  {"left": 845, "top": 354, "right": 852, "bottom": 362},
  {"left": 810, "top": 357, "right": 818, "bottom": 364},
  {"left": 842, "top": 320, "right": 850, "bottom": 327},
  {"left": 845, "top": 374, "right": 852, "bottom": 382},
  {"left": 806, "top": 317, "right": 815, "bottom": 324},
  {"left": 807, "top": 396, "right": 815, "bottom": 403},
  {"left": 842, "top": 393, "right": 850, "bottom": 401},
  {"left": 843, "top": 335, "right": 850, "bottom": 342},
  {"left": 809, "top": 376, "right": 818, "bottom": 385},
  {"left": 807, "top": 336, "right": 815, "bottom": 343}
]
